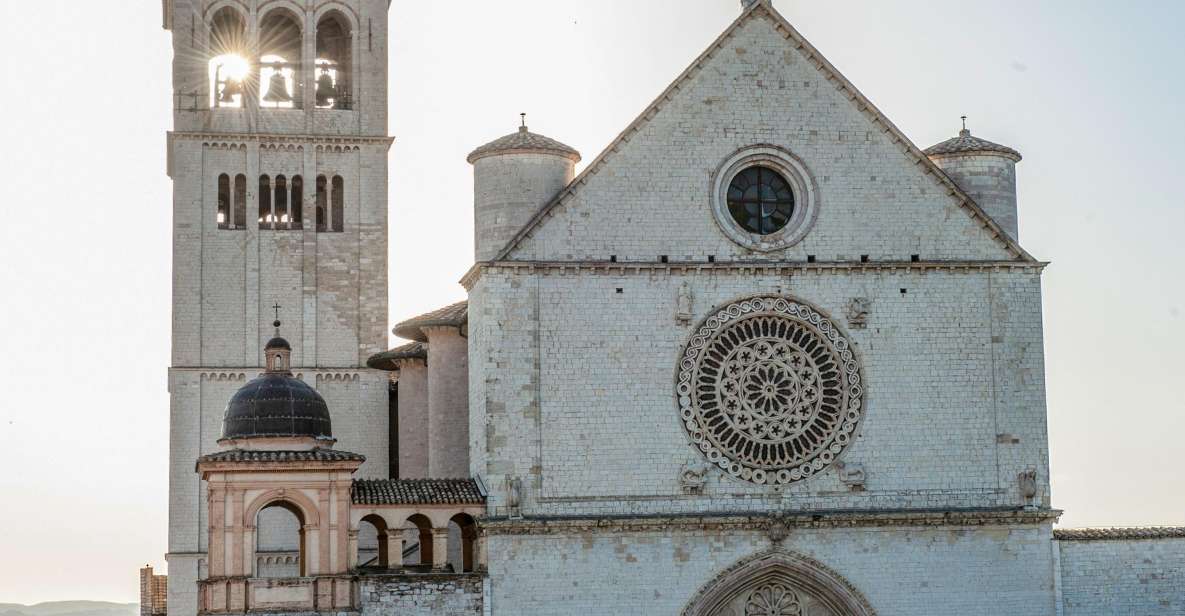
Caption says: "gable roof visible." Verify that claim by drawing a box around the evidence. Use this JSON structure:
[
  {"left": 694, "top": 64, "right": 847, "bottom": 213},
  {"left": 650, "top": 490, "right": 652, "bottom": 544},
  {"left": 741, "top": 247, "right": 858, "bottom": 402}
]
[{"left": 495, "top": 0, "right": 1035, "bottom": 262}]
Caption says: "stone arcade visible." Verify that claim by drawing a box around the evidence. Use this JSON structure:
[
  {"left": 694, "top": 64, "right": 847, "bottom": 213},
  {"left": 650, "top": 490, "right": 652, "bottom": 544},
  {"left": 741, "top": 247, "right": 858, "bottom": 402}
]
[{"left": 154, "top": 1, "right": 1185, "bottom": 614}]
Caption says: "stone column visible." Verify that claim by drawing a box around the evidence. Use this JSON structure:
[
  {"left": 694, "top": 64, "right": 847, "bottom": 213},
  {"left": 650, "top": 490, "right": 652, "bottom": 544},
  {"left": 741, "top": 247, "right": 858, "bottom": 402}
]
[
  {"left": 431, "top": 528, "right": 450, "bottom": 570},
  {"left": 347, "top": 529, "right": 358, "bottom": 570},
  {"left": 385, "top": 533, "right": 404, "bottom": 570},
  {"left": 426, "top": 326, "right": 470, "bottom": 478},
  {"left": 475, "top": 532, "right": 488, "bottom": 571}
]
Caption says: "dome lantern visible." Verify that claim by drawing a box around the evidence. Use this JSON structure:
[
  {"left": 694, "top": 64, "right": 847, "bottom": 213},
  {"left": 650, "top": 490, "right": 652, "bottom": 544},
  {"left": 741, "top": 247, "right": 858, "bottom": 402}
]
[{"left": 219, "top": 317, "right": 334, "bottom": 446}]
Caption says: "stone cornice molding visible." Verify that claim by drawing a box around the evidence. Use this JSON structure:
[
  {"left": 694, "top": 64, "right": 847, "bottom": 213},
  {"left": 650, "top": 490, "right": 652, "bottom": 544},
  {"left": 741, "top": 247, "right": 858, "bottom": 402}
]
[
  {"left": 170, "top": 130, "right": 395, "bottom": 149},
  {"left": 461, "top": 260, "right": 1049, "bottom": 289},
  {"left": 480, "top": 508, "right": 1061, "bottom": 536}
]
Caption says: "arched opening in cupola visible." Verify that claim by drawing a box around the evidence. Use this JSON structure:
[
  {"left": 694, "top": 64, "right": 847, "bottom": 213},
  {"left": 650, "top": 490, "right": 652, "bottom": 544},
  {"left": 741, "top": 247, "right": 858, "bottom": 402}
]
[{"left": 254, "top": 501, "right": 306, "bottom": 578}]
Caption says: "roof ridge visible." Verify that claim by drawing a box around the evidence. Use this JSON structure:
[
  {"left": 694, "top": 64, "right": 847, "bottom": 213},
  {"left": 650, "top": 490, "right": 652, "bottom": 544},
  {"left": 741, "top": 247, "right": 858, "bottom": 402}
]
[{"left": 493, "top": 1, "right": 1035, "bottom": 263}]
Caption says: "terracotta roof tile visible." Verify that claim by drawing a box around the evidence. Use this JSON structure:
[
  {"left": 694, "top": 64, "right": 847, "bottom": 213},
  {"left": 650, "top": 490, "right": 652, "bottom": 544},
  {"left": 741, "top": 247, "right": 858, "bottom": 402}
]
[
  {"left": 198, "top": 449, "right": 366, "bottom": 464},
  {"left": 467, "top": 127, "right": 581, "bottom": 164},
  {"left": 1055, "top": 527, "right": 1185, "bottom": 541},
  {"left": 352, "top": 479, "right": 486, "bottom": 506},
  {"left": 925, "top": 130, "right": 1022, "bottom": 161},
  {"left": 393, "top": 301, "right": 468, "bottom": 342},
  {"left": 367, "top": 341, "right": 428, "bottom": 371}
]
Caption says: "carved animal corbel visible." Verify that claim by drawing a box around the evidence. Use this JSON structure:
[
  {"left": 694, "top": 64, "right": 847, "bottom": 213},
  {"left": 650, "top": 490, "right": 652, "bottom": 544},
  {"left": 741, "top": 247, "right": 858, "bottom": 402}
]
[
  {"left": 835, "top": 461, "right": 866, "bottom": 491},
  {"left": 1018, "top": 469, "right": 1038, "bottom": 510},
  {"left": 676, "top": 283, "right": 694, "bottom": 325},
  {"left": 845, "top": 297, "right": 871, "bottom": 329},
  {"left": 679, "top": 461, "right": 711, "bottom": 495},
  {"left": 507, "top": 477, "right": 523, "bottom": 519},
  {"left": 765, "top": 516, "right": 792, "bottom": 545}
]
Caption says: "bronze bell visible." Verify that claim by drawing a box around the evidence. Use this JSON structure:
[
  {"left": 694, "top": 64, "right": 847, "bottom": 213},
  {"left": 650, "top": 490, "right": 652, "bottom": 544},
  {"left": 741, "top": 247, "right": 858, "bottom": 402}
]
[
  {"left": 263, "top": 72, "right": 292, "bottom": 103},
  {"left": 219, "top": 78, "right": 242, "bottom": 103},
  {"left": 315, "top": 72, "right": 337, "bottom": 107}
]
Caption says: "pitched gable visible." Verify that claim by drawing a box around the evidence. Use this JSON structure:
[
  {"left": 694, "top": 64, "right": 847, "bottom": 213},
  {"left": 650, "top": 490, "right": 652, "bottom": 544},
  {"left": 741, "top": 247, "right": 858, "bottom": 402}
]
[{"left": 498, "top": 1, "right": 1034, "bottom": 263}]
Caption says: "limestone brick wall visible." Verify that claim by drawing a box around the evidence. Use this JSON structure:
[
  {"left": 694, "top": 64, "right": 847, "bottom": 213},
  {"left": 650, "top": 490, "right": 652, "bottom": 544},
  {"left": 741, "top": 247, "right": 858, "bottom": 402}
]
[
  {"left": 1058, "top": 537, "right": 1185, "bottom": 615},
  {"left": 359, "top": 575, "right": 484, "bottom": 616},
  {"left": 506, "top": 11, "right": 1019, "bottom": 264},
  {"left": 398, "top": 361, "right": 430, "bottom": 479},
  {"left": 427, "top": 327, "right": 470, "bottom": 478},
  {"left": 486, "top": 525, "right": 1058, "bottom": 615},
  {"left": 170, "top": 140, "right": 389, "bottom": 369},
  {"left": 469, "top": 266, "right": 1049, "bottom": 517}
]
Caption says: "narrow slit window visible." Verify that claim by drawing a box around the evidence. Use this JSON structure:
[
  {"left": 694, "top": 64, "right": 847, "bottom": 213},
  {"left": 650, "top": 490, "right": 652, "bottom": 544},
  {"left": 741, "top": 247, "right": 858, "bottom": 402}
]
[
  {"left": 316, "top": 175, "right": 328, "bottom": 232},
  {"left": 274, "top": 175, "right": 288, "bottom": 229},
  {"left": 259, "top": 175, "right": 272, "bottom": 229},
  {"left": 291, "top": 175, "right": 303, "bottom": 229},
  {"left": 217, "top": 173, "right": 230, "bottom": 228},
  {"left": 233, "top": 174, "right": 247, "bottom": 228},
  {"left": 331, "top": 175, "right": 344, "bottom": 232}
]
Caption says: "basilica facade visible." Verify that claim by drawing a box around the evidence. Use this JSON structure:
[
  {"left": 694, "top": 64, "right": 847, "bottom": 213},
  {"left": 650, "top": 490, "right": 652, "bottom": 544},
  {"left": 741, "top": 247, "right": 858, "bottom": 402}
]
[{"left": 153, "top": 1, "right": 1184, "bottom": 615}]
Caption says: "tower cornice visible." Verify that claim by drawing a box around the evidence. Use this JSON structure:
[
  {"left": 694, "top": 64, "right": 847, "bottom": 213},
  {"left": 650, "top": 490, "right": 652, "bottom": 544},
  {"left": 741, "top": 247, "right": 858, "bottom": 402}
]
[{"left": 170, "top": 130, "right": 395, "bottom": 149}]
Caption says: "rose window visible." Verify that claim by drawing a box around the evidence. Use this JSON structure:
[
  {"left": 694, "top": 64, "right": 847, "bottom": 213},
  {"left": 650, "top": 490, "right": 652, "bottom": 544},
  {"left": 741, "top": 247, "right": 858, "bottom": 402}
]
[{"left": 677, "top": 297, "right": 864, "bottom": 486}]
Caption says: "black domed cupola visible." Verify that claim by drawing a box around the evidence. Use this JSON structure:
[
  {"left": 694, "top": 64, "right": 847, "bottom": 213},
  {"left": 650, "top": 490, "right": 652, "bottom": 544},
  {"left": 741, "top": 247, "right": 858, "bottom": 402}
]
[{"left": 220, "top": 319, "right": 333, "bottom": 443}]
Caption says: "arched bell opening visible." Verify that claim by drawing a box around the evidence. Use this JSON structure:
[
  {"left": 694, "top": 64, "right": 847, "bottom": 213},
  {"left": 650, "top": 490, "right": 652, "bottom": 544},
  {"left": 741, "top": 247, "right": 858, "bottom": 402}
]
[
  {"left": 358, "top": 514, "right": 389, "bottom": 569},
  {"left": 315, "top": 11, "right": 352, "bottom": 109},
  {"left": 208, "top": 7, "right": 248, "bottom": 108},
  {"left": 254, "top": 500, "right": 307, "bottom": 578},
  {"left": 258, "top": 10, "right": 302, "bottom": 109},
  {"left": 682, "top": 551, "right": 876, "bottom": 616}
]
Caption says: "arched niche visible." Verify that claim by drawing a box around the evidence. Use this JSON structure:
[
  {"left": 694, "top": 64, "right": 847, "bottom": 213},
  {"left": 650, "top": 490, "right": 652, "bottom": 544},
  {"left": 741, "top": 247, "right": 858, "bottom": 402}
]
[{"left": 682, "top": 551, "right": 876, "bottom": 616}]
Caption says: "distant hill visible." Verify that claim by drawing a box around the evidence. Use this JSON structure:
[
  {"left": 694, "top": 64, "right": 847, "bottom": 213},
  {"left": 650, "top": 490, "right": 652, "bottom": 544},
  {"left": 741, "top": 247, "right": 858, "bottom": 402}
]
[{"left": 0, "top": 602, "right": 137, "bottom": 616}]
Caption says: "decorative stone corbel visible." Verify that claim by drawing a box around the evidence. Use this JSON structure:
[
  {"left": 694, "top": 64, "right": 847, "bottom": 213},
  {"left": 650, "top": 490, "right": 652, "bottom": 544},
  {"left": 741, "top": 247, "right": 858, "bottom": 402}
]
[
  {"left": 506, "top": 477, "right": 523, "bottom": 519},
  {"left": 835, "top": 461, "right": 866, "bottom": 491},
  {"left": 679, "top": 461, "right": 711, "bottom": 495},
  {"left": 676, "top": 282, "right": 694, "bottom": 325},
  {"left": 1018, "top": 468, "right": 1038, "bottom": 510},
  {"left": 845, "top": 298, "right": 871, "bottom": 329},
  {"left": 765, "top": 516, "right": 792, "bottom": 545}
]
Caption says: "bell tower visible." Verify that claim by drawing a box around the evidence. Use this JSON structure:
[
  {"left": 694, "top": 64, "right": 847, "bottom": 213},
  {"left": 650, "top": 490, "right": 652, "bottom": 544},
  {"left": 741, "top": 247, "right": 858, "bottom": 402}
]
[{"left": 161, "top": 2, "right": 391, "bottom": 615}]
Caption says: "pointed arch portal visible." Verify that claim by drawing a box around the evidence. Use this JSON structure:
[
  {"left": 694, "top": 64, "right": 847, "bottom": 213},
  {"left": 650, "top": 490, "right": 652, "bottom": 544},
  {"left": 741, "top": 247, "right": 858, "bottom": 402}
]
[{"left": 683, "top": 551, "right": 876, "bottom": 616}]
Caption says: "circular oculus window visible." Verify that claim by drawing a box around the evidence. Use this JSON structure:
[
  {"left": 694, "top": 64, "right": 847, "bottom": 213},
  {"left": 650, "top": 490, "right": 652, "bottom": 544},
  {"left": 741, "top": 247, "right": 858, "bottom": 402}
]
[
  {"left": 712, "top": 147, "right": 819, "bottom": 251},
  {"left": 677, "top": 296, "right": 864, "bottom": 486}
]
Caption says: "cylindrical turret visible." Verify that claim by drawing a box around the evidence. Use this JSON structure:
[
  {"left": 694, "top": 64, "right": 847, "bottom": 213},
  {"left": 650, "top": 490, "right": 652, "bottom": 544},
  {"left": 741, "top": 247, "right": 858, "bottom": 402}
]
[
  {"left": 926, "top": 125, "right": 1023, "bottom": 241},
  {"left": 367, "top": 341, "right": 429, "bottom": 478},
  {"left": 468, "top": 122, "right": 581, "bottom": 261},
  {"left": 424, "top": 325, "right": 469, "bottom": 478}
]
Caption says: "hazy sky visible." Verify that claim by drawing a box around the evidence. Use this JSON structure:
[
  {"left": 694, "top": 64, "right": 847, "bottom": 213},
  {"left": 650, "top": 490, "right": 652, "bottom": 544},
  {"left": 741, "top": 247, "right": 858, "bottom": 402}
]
[{"left": 1, "top": 0, "right": 1182, "bottom": 604}]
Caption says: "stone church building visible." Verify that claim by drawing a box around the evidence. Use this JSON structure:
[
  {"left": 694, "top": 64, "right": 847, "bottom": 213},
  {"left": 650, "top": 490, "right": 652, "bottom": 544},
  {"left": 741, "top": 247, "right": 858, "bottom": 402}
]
[{"left": 152, "top": 0, "right": 1184, "bottom": 614}]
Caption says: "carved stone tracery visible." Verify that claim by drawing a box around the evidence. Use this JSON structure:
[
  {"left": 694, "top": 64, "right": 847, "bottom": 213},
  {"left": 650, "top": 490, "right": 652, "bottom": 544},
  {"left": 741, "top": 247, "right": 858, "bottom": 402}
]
[
  {"left": 678, "top": 297, "right": 864, "bottom": 485},
  {"left": 745, "top": 584, "right": 804, "bottom": 616}
]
